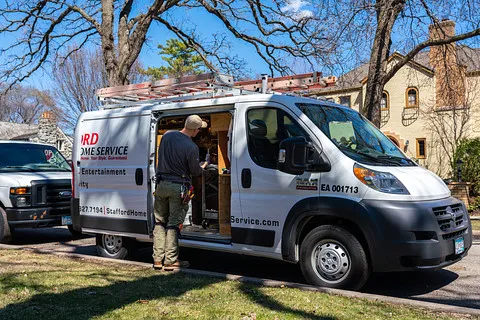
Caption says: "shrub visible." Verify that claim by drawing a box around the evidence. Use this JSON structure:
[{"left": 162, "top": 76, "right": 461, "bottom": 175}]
[
  {"left": 454, "top": 138, "right": 480, "bottom": 196},
  {"left": 468, "top": 196, "right": 480, "bottom": 213}
]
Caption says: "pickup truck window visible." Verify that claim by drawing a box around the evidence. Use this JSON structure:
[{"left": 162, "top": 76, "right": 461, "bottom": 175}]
[{"left": 0, "top": 143, "right": 71, "bottom": 172}]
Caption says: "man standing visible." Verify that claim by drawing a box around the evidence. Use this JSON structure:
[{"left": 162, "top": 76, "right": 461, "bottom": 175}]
[{"left": 153, "top": 114, "right": 208, "bottom": 271}]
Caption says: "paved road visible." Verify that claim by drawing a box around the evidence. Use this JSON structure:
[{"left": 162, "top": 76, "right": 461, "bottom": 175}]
[{"left": 5, "top": 227, "right": 480, "bottom": 309}]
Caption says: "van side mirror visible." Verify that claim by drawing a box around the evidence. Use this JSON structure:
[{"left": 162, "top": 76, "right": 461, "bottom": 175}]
[
  {"left": 277, "top": 137, "right": 311, "bottom": 175},
  {"left": 278, "top": 137, "right": 331, "bottom": 175}
]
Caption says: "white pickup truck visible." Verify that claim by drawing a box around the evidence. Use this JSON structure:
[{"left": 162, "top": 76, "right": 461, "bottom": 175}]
[{"left": 0, "top": 141, "right": 74, "bottom": 242}]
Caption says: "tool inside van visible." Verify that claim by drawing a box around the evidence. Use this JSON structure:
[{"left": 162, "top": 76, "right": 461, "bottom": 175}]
[{"left": 156, "top": 112, "right": 232, "bottom": 238}]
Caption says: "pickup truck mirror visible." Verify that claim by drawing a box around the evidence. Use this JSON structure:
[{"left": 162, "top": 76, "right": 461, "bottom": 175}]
[{"left": 277, "top": 137, "right": 311, "bottom": 175}]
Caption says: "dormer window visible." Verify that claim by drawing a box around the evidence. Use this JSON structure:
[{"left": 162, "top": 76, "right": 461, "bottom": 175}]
[{"left": 406, "top": 87, "right": 419, "bottom": 108}]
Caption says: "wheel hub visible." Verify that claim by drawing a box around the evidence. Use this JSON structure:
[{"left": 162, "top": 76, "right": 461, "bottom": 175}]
[
  {"left": 104, "top": 235, "right": 123, "bottom": 254},
  {"left": 314, "top": 242, "right": 350, "bottom": 282}
]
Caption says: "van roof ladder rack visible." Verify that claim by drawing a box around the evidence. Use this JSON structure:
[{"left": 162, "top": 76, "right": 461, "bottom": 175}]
[
  {"left": 97, "top": 73, "right": 253, "bottom": 108},
  {"left": 96, "top": 72, "right": 328, "bottom": 109}
]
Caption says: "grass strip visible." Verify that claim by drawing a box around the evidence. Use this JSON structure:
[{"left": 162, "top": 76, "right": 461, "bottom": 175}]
[
  {"left": 471, "top": 219, "right": 480, "bottom": 231},
  {"left": 0, "top": 249, "right": 472, "bottom": 320}
]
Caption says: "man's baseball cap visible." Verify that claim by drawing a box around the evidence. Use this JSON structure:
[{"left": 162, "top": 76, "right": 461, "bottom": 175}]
[{"left": 185, "top": 115, "right": 207, "bottom": 130}]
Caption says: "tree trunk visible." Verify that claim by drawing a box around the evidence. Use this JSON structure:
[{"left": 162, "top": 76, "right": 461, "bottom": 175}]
[
  {"left": 363, "top": 0, "right": 405, "bottom": 127},
  {"left": 100, "top": 0, "right": 165, "bottom": 86},
  {"left": 100, "top": 0, "right": 120, "bottom": 86}
]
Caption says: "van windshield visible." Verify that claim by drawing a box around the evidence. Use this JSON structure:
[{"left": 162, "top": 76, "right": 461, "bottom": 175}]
[
  {"left": 297, "top": 103, "right": 415, "bottom": 166},
  {"left": 0, "top": 143, "right": 71, "bottom": 172}
]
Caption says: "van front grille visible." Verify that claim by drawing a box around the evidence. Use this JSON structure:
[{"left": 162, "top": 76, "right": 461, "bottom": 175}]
[
  {"left": 432, "top": 203, "right": 465, "bottom": 232},
  {"left": 442, "top": 228, "right": 467, "bottom": 240}
]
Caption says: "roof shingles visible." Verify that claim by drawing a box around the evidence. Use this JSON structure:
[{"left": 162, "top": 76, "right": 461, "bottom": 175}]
[{"left": 0, "top": 122, "right": 39, "bottom": 140}]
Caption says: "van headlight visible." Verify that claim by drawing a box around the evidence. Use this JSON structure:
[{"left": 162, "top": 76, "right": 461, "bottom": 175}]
[{"left": 353, "top": 163, "right": 409, "bottom": 194}]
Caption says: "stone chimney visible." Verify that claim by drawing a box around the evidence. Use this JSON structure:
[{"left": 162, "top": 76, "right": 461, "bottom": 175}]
[
  {"left": 428, "top": 20, "right": 466, "bottom": 109},
  {"left": 38, "top": 111, "right": 58, "bottom": 146}
]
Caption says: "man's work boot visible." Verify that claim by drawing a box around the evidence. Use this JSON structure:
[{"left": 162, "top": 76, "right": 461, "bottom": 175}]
[
  {"left": 164, "top": 227, "right": 189, "bottom": 270},
  {"left": 163, "top": 260, "right": 190, "bottom": 271},
  {"left": 153, "top": 261, "right": 163, "bottom": 270}
]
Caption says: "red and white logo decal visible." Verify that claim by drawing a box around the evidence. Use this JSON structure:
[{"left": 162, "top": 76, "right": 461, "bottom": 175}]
[{"left": 44, "top": 149, "right": 53, "bottom": 161}]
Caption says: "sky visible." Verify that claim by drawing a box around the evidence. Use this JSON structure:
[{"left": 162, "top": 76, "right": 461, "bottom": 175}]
[
  {"left": 1, "top": 0, "right": 478, "bottom": 92},
  {"left": 138, "top": 0, "right": 315, "bottom": 75},
  {"left": 0, "top": 0, "right": 316, "bottom": 91}
]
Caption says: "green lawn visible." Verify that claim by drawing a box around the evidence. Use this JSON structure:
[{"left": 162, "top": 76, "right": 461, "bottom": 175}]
[
  {"left": 471, "top": 219, "right": 480, "bottom": 231},
  {"left": 0, "top": 249, "right": 472, "bottom": 320}
]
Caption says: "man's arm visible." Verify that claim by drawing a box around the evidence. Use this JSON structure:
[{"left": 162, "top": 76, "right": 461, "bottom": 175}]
[{"left": 187, "top": 148, "right": 205, "bottom": 177}]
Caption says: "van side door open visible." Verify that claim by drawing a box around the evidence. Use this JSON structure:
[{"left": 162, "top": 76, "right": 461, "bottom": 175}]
[{"left": 76, "top": 113, "right": 151, "bottom": 238}]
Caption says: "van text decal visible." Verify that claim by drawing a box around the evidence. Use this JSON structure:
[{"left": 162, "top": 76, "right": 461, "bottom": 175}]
[
  {"left": 321, "top": 184, "right": 359, "bottom": 194},
  {"left": 80, "top": 205, "right": 147, "bottom": 218},
  {"left": 231, "top": 216, "right": 280, "bottom": 227},
  {"left": 296, "top": 178, "right": 318, "bottom": 190},
  {"left": 80, "top": 132, "right": 129, "bottom": 161}
]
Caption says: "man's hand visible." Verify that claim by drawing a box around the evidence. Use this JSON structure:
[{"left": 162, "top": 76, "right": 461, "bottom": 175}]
[{"left": 200, "top": 161, "right": 208, "bottom": 169}]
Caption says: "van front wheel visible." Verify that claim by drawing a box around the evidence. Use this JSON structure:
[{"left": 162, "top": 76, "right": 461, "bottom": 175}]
[
  {"left": 300, "top": 225, "right": 369, "bottom": 290},
  {"left": 96, "top": 234, "right": 130, "bottom": 259}
]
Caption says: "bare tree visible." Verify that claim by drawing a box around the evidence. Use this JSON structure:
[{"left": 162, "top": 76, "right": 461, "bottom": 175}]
[
  {"left": 309, "top": 1, "right": 480, "bottom": 126},
  {"left": 0, "top": 0, "right": 328, "bottom": 88},
  {"left": 52, "top": 48, "right": 107, "bottom": 131},
  {"left": 364, "top": 1, "right": 480, "bottom": 126},
  {"left": 422, "top": 74, "right": 480, "bottom": 177},
  {"left": 52, "top": 46, "right": 146, "bottom": 132},
  {"left": 0, "top": 85, "right": 55, "bottom": 124}
]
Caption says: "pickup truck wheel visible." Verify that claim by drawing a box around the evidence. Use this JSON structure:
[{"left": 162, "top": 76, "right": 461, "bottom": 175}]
[
  {"left": 96, "top": 234, "right": 129, "bottom": 259},
  {"left": 0, "top": 208, "right": 13, "bottom": 243},
  {"left": 300, "top": 225, "right": 370, "bottom": 290}
]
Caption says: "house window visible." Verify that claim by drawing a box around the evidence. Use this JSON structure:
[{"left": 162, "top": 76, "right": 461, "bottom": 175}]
[
  {"left": 406, "top": 87, "right": 419, "bottom": 108},
  {"left": 380, "top": 91, "right": 389, "bottom": 110},
  {"left": 326, "top": 98, "right": 335, "bottom": 102},
  {"left": 416, "top": 138, "right": 426, "bottom": 159},
  {"left": 57, "top": 140, "right": 64, "bottom": 151},
  {"left": 339, "top": 95, "right": 351, "bottom": 107}
]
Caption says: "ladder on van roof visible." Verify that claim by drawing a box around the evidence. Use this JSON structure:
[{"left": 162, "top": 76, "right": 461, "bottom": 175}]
[{"left": 96, "top": 72, "right": 329, "bottom": 108}]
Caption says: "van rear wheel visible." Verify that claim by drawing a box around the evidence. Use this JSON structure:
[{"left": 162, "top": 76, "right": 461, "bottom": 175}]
[
  {"left": 300, "top": 225, "right": 369, "bottom": 290},
  {"left": 96, "top": 234, "right": 131, "bottom": 259}
]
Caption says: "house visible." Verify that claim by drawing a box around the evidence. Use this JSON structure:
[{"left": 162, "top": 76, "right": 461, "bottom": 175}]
[
  {"left": 307, "top": 20, "right": 480, "bottom": 178},
  {"left": 0, "top": 111, "right": 73, "bottom": 159}
]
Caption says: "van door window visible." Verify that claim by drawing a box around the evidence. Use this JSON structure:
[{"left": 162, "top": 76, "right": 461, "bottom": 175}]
[{"left": 246, "top": 108, "right": 308, "bottom": 169}]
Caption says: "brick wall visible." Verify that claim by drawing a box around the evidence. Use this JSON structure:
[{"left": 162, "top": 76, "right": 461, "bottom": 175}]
[{"left": 448, "top": 182, "right": 471, "bottom": 207}]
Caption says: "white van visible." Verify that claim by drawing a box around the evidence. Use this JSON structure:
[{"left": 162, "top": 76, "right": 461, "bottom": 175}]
[
  {"left": 0, "top": 141, "right": 73, "bottom": 241},
  {"left": 71, "top": 75, "right": 472, "bottom": 290}
]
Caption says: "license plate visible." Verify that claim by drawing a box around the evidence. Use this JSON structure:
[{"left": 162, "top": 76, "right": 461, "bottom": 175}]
[
  {"left": 454, "top": 237, "right": 465, "bottom": 255},
  {"left": 62, "top": 216, "right": 72, "bottom": 225}
]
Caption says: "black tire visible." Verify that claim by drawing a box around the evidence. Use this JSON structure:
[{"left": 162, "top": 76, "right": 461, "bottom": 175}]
[
  {"left": 68, "top": 225, "right": 83, "bottom": 239},
  {"left": 201, "top": 219, "right": 209, "bottom": 229},
  {"left": 0, "top": 207, "right": 13, "bottom": 244},
  {"left": 300, "top": 225, "right": 370, "bottom": 290},
  {"left": 95, "top": 234, "right": 135, "bottom": 259}
]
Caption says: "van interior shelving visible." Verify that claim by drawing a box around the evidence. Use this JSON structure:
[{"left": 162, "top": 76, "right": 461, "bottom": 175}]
[{"left": 156, "top": 112, "right": 232, "bottom": 242}]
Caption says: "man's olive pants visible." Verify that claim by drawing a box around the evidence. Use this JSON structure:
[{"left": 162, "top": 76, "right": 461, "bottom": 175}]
[{"left": 153, "top": 180, "right": 189, "bottom": 265}]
